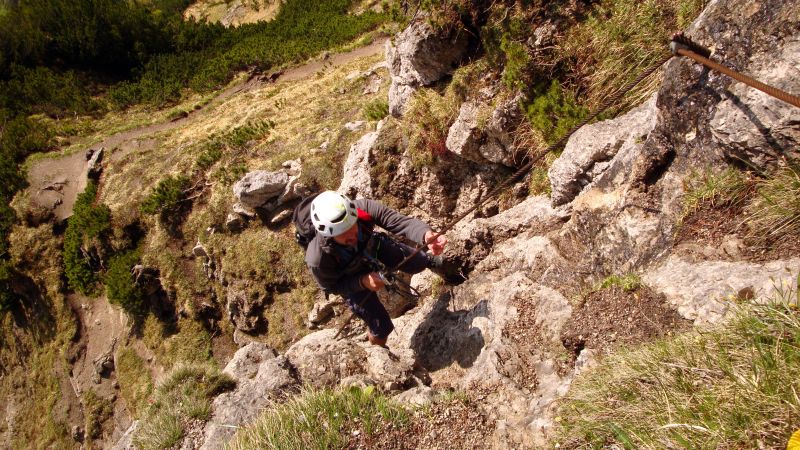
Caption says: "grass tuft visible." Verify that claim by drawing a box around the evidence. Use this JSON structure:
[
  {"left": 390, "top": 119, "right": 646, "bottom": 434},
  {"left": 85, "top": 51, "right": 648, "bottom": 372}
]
[
  {"left": 133, "top": 364, "right": 235, "bottom": 450},
  {"left": 227, "top": 385, "right": 409, "bottom": 450},
  {"left": 598, "top": 273, "right": 643, "bottom": 293},
  {"left": 680, "top": 167, "right": 751, "bottom": 225},
  {"left": 745, "top": 164, "right": 800, "bottom": 241},
  {"left": 554, "top": 282, "right": 800, "bottom": 449}
]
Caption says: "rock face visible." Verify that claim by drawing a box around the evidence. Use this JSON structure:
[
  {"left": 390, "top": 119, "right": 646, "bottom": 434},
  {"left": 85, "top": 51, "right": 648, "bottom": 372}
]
[
  {"left": 445, "top": 97, "right": 523, "bottom": 167},
  {"left": 386, "top": 19, "right": 470, "bottom": 116},
  {"left": 198, "top": 343, "right": 297, "bottom": 450},
  {"left": 643, "top": 256, "right": 800, "bottom": 326},
  {"left": 226, "top": 282, "right": 266, "bottom": 333},
  {"left": 709, "top": 36, "right": 800, "bottom": 167},
  {"left": 549, "top": 94, "right": 659, "bottom": 207},
  {"left": 338, "top": 131, "right": 378, "bottom": 199}
]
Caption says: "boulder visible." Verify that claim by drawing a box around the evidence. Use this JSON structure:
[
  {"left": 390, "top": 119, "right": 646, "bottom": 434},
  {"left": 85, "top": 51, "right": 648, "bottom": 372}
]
[
  {"left": 338, "top": 131, "right": 378, "bottom": 199},
  {"left": 307, "top": 295, "right": 340, "bottom": 327},
  {"left": 233, "top": 171, "right": 289, "bottom": 209},
  {"left": 386, "top": 18, "right": 470, "bottom": 116},
  {"left": 199, "top": 343, "right": 297, "bottom": 450}
]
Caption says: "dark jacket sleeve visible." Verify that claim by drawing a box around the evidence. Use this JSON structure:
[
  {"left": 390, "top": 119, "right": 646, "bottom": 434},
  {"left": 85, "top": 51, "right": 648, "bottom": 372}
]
[{"left": 355, "top": 198, "right": 431, "bottom": 245}]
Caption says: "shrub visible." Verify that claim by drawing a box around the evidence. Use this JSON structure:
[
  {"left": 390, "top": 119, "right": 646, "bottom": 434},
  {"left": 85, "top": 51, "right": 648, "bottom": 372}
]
[
  {"left": 0, "top": 259, "right": 15, "bottom": 313},
  {"left": 105, "top": 249, "right": 146, "bottom": 315},
  {"left": 524, "top": 80, "right": 589, "bottom": 145},
  {"left": 140, "top": 175, "right": 190, "bottom": 216},
  {"left": 363, "top": 99, "right": 389, "bottom": 121},
  {"left": 63, "top": 181, "right": 112, "bottom": 294}
]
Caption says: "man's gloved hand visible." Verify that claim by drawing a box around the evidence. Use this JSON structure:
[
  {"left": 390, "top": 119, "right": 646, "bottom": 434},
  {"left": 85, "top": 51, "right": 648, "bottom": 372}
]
[
  {"left": 361, "top": 272, "right": 385, "bottom": 291},
  {"left": 424, "top": 230, "right": 448, "bottom": 256}
]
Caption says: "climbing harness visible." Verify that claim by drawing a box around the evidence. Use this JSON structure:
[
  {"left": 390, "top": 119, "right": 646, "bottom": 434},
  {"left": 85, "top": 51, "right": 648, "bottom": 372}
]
[
  {"left": 333, "top": 234, "right": 421, "bottom": 340},
  {"left": 334, "top": 31, "right": 800, "bottom": 340}
]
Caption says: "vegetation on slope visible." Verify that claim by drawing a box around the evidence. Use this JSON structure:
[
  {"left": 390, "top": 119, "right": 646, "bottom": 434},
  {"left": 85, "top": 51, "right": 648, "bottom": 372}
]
[{"left": 554, "top": 290, "right": 800, "bottom": 448}]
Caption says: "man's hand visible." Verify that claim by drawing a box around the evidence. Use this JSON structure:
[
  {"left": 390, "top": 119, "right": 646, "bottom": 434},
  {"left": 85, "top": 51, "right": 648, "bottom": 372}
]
[
  {"left": 361, "top": 272, "right": 385, "bottom": 291},
  {"left": 424, "top": 231, "right": 448, "bottom": 256}
]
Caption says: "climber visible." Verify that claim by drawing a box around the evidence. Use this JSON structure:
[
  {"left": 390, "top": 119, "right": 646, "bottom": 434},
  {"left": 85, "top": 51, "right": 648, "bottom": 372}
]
[{"left": 294, "top": 190, "right": 447, "bottom": 346}]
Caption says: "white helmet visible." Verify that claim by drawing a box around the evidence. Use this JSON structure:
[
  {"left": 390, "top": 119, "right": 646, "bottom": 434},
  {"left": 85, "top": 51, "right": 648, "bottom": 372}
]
[{"left": 310, "top": 191, "right": 358, "bottom": 237}]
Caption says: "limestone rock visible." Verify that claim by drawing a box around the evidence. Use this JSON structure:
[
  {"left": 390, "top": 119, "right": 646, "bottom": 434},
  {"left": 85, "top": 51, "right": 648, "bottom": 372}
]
[
  {"left": 338, "top": 131, "right": 378, "bottom": 199},
  {"left": 87, "top": 147, "right": 104, "bottom": 179},
  {"left": 233, "top": 171, "right": 289, "bottom": 209},
  {"left": 549, "top": 94, "right": 659, "bottom": 207},
  {"left": 307, "top": 295, "right": 339, "bottom": 327},
  {"left": 710, "top": 36, "right": 800, "bottom": 167},
  {"left": 226, "top": 283, "right": 266, "bottom": 333},
  {"left": 445, "top": 102, "right": 484, "bottom": 164},
  {"left": 386, "top": 18, "right": 469, "bottom": 116},
  {"left": 199, "top": 343, "right": 297, "bottom": 450},
  {"left": 344, "top": 121, "right": 366, "bottom": 132},
  {"left": 643, "top": 256, "right": 800, "bottom": 326}
]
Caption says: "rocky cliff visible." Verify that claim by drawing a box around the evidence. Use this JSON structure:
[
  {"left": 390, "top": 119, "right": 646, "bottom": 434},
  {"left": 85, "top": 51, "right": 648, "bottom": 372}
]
[{"left": 106, "top": 0, "right": 800, "bottom": 447}]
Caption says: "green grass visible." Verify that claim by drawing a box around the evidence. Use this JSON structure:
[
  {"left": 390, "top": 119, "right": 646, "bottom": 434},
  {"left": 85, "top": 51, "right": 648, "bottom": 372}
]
[
  {"left": 363, "top": 99, "right": 389, "bottom": 121},
  {"left": 563, "top": 0, "right": 707, "bottom": 111},
  {"left": 133, "top": 364, "right": 235, "bottom": 450},
  {"left": 680, "top": 167, "right": 751, "bottom": 225},
  {"left": 553, "top": 285, "right": 800, "bottom": 449},
  {"left": 598, "top": 273, "right": 643, "bottom": 293},
  {"left": 116, "top": 346, "right": 154, "bottom": 417},
  {"left": 227, "top": 385, "right": 409, "bottom": 450},
  {"left": 745, "top": 164, "right": 800, "bottom": 241}
]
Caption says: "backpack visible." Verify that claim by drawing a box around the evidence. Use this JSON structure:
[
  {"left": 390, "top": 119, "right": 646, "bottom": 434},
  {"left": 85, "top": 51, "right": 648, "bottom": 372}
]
[
  {"left": 292, "top": 193, "right": 374, "bottom": 249},
  {"left": 292, "top": 193, "right": 320, "bottom": 249}
]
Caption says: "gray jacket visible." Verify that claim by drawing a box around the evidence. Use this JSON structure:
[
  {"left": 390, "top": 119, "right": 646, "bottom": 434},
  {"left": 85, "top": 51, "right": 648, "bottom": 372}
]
[{"left": 304, "top": 198, "right": 430, "bottom": 297}]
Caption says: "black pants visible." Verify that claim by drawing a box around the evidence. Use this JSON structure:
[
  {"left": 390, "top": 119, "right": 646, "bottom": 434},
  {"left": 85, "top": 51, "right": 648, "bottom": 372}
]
[{"left": 345, "top": 236, "right": 429, "bottom": 339}]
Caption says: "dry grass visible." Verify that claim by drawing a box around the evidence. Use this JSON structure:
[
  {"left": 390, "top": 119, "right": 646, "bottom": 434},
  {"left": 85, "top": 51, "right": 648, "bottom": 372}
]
[
  {"left": 184, "top": 0, "right": 281, "bottom": 26},
  {"left": 745, "top": 164, "right": 800, "bottom": 241},
  {"left": 116, "top": 345, "right": 154, "bottom": 417},
  {"left": 562, "top": 0, "right": 706, "bottom": 112},
  {"left": 554, "top": 285, "right": 800, "bottom": 449},
  {"left": 227, "top": 385, "right": 409, "bottom": 450}
]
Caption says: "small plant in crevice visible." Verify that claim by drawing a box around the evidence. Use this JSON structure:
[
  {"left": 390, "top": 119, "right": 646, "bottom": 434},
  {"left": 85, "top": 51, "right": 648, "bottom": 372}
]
[
  {"left": 681, "top": 167, "right": 751, "bottom": 220},
  {"left": 597, "top": 273, "right": 643, "bottom": 293}
]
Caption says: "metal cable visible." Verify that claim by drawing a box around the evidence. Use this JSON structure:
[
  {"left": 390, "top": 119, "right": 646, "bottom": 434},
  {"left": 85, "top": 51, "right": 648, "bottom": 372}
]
[{"left": 675, "top": 48, "right": 800, "bottom": 109}]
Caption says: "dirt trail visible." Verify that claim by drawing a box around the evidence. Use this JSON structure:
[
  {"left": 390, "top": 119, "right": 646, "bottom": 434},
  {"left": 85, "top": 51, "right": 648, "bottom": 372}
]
[{"left": 24, "top": 38, "right": 388, "bottom": 219}]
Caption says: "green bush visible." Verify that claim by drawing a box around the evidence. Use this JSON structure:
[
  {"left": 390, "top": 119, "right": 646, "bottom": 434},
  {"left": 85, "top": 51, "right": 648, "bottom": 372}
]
[
  {"left": 140, "top": 175, "right": 190, "bottom": 216},
  {"left": 524, "top": 80, "right": 589, "bottom": 145},
  {"left": 105, "top": 249, "right": 145, "bottom": 315},
  {"left": 363, "top": 99, "right": 389, "bottom": 121},
  {"left": 63, "top": 181, "right": 112, "bottom": 294}
]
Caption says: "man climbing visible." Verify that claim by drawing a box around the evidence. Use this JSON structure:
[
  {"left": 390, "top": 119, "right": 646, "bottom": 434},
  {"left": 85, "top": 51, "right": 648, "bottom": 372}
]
[{"left": 297, "top": 191, "right": 447, "bottom": 346}]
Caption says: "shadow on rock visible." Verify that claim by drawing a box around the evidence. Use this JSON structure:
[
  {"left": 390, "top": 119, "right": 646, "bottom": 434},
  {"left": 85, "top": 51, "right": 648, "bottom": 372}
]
[{"left": 410, "top": 291, "right": 487, "bottom": 372}]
